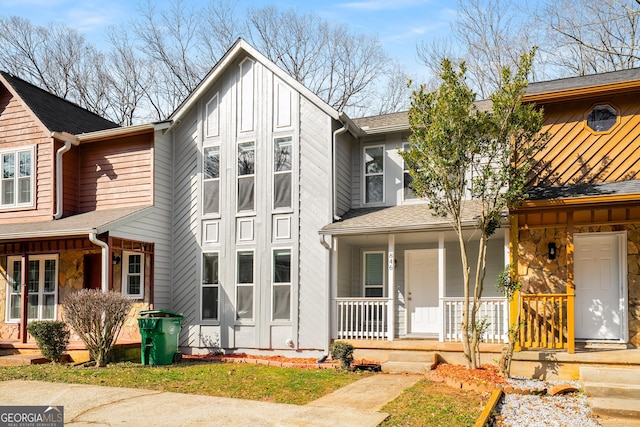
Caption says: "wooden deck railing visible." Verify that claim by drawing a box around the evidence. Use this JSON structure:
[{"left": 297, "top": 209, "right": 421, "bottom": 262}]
[
  {"left": 443, "top": 297, "right": 509, "bottom": 343},
  {"left": 519, "top": 293, "right": 570, "bottom": 349},
  {"left": 335, "top": 298, "right": 389, "bottom": 340}
]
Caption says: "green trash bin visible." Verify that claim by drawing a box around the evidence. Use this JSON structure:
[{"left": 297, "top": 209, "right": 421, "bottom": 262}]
[{"left": 138, "top": 309, "right": 184, "bottom": 366}]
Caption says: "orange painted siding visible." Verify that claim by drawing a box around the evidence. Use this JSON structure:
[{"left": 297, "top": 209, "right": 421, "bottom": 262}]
[
  {"left": 0, "top": 87, "right": 54, "bottom": 224},
  {"left": 76, "top": 134, "right": 153, "bottom": 212},
  {"left": 531, "top": 92, "right": 640, "bottom": 187},
  {"left": 62, "top": 144, "right": 79, "bottom": 216}
]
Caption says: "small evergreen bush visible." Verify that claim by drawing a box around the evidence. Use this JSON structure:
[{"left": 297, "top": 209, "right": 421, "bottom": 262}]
[
  {"left": 330, "top": 341, "right": 354, "bottom": 370},
  {"left": 27, "top": 321, "right": 70, "bottom": 363}
]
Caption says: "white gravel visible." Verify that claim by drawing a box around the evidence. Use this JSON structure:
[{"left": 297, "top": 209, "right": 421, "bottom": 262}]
[{"left": 493, "top": 377, "right": 601, "bottom": 427}]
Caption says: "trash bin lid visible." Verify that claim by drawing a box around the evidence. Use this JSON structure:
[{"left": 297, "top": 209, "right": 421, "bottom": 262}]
[{"left": 138, "top": 309, "right": 184, "bottom": 318}]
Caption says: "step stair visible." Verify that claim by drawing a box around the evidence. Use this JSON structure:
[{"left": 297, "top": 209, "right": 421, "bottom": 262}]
[
  {"left": 0, "top": 353, "right": 49, "bottom": 366},
  {"left": 581, "top": 366, "right": 640, "bottom": 420},
  {"left": 381, "top": 351, "right": 437, "bottom": 374}
]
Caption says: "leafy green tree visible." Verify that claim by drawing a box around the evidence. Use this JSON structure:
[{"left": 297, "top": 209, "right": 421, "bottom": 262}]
[{"left": 401, "top": 49, "right": 547, "bottom": 368}]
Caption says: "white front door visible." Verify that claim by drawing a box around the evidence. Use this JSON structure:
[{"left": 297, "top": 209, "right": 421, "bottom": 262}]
[
  {"left": 405, "top": 249, "right": 439, "bottom": 334},
  {"left": 574, "top": 233, "right": 624, "bottom": 340}
]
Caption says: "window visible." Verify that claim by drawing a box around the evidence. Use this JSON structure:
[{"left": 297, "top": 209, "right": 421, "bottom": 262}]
[
  {"left": 1, "top": 148, "right": 33, "bottom": 208},
  {"left": 363, "top": 252, "right": 385, "bottom": 297},
  {"left": 273, "top": 137, "right": 292, "bottom": 209},
  {"left": 364, "top": 146, "right": 384, "bottom": 204},
  {"left": 202, "top": 253, "right": 219, "bottom": 321},
  {"left": 237, "top": 142, "right": 255, "bottom": 212},
  {"left": 586, "top": 105, "right": 617, "bottom": 132},
  {"left": 402, "top": 143, "right": 417, "bottom": 201},
  {"left": 6, "top": 255, "right": 57, "bottom": 322},
  {"left": 272, "top": 249, "right": 291, "bottom": 321},
  {"left": 122, "top": 251, "right": 144, "bottom": 298},
  {"left": 236, "top": 251, "right": 254, "bottom": 320},
  {"left": 203, "top": 146, "right": 220, "bottom": 215}
]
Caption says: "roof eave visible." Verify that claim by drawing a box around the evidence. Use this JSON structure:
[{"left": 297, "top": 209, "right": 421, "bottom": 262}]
[
  {"left": 524, "top": 80, "right": 640, "bottom": 103},
  {"left": 516, "top": 192, "right": 640, "bottom": 210}
]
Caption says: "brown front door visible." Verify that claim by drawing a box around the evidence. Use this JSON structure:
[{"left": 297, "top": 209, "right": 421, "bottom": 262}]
[{"left": 84, "top": 254, "right": 102, "bottom": 290}]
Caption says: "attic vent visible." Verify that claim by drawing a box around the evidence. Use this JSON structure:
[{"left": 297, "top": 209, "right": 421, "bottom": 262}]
[{"left": 586, "top": 105, "right": 617, "bottom": 133}]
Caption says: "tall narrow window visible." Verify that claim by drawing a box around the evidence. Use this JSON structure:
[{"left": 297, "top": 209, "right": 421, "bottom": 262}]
[
  {"left": 237, "top": 142, "right": 255, "bottom": 212},
  {"left": 1, "top": 148, "right": 33, "bottom": 208},
  {"left": 6, "top": 255, "right": 57, "bottom": 321},
  {"left": 364, "top": 252, "right": 385, "bottom": 297},
  {"left": 123, "top": 251, "right": 144, "bottom": 299},
  {"left": 273, "top": 137, "right": 292, "bottom": 209},
  {"left": 203, "top": 146, "right": 220, "bottom": 215},
  {"left": 202, "top": 253, "right": 219, "bottom": 321},
  {"left": 402, "top": 143, "right": 417, "bottom": 201},
  {"left": 272, "top": 249, "right": 291, "bottom": 321},
  {"left": 236, "top": 251, "right": 254, "bottom": 320},
  {"left": 364, "top": 146, "right": 384, "bottom": 204}
]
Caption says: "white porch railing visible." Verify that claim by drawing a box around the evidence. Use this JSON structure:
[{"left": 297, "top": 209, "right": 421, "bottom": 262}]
[
  {"left": 336, "top": 298, "right": 390, "bottom": 340},
  {"left": 443, "top": 297, "right": 508, "bottom": 343}
]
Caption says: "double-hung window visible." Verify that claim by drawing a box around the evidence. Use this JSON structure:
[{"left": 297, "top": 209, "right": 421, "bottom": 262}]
[
  {"left": 122, "top": 251, "right": 144, "bottom": 299},
  {"left": 364, "top": 146, "right": 384, "bottom": 204},
  {"left": 203, "top": 146, "right": 220, "bottom": 215},
  {"left": 363, "top": 251, "right": 385, "bottom": 297},
  {"left": 273, "top": 137, "right": 292, "bottom": 210},
  {"left": 237, "top": 142, "right": 255, "bottom": 212},
  {"left": 402, "top": 143, "right": 417, "bottom": 201},
  {"left": 272, "top": 249, "right": 291, "bottom": 321},
  {"left": 236, "top": 251, "right": 254, "bottom": 320},
  {"left": 6, "top": 255, "right": 57, "bottom": 321},
  {"left": 202, "top": 253, "right": 219, "bottom": 321},
  {"left": 1, "top": 147, "right": 33, "bottom": 208}
]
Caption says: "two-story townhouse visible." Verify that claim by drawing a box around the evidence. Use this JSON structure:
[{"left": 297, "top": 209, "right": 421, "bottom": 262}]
[{"left": 0, "top": 72, "right": 173, "bottom": 343}]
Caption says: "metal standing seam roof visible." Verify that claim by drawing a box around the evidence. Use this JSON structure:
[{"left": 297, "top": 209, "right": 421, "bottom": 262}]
[
  {"left": 0, "top": 71, "right": 120, "bottom": 135},
  {"left": 320, "top": 201, "right": 500, "bottom": 235},
  {"left": 0, "top": 206, "right": 151, "bottom": 240}
]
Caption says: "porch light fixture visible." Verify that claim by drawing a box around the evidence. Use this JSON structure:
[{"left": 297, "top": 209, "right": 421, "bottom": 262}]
[
  {"left": 548, "top": 242, "right": 557, "bottom": 260},
  {"left": 112, "top": 254, "right": 121, "bottom": 265}
]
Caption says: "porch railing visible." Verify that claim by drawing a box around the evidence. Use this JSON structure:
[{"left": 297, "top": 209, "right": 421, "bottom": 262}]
[
  {"left": 519, "top": 293, "right": 570, "bottom": 349},
  {"left": 335, "top": 298, "right": 390, "bottom": 340},
  {"left": 443, "top": 297, "right": 508, "bottom": 343}
]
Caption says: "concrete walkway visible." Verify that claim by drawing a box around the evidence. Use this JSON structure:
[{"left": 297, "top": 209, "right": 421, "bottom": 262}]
[{"left": 0, "top": 374, "right": 422, "bottom": 426}]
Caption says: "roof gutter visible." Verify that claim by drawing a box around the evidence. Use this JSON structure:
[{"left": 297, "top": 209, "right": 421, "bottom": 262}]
[
  {"left": 88, "top": 231, "right": 109, "bottom": 293},
  {"left": 52, "top": 132, "right": 80, "bottom": 220}
]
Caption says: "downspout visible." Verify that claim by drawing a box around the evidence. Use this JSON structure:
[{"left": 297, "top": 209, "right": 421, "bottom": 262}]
[
  {"left": 52, "top": 132, "right": 80, "bottom": 220},
  {"left": 332, "top": 115, "right": 349, "bottom": 221},
  {"left": 89, "top": 232, "right": 109, "bottom": 293}
]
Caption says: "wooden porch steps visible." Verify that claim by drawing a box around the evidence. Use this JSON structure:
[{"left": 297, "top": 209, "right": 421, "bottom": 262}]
[
  {"left": 581, "top": 366, "right": 640, "bottom": 420},
  {"left": 0, "top": 353, "right": 50, "bottom": 366},
  {"left": 380, "top": 351, "right": 437, "bottom": 374}
]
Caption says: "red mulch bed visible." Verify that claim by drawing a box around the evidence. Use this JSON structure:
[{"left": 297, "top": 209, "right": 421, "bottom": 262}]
[{"left": 428, "top": 363, "right": 506, "bottom": 393}]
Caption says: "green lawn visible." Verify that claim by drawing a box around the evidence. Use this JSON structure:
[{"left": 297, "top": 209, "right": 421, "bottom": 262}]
[
  {"left": 0, "top": 361, "right": 367, "bottom": 405},
  {"left": 380, "top": 379, "right": 487, "bottom": 427}
]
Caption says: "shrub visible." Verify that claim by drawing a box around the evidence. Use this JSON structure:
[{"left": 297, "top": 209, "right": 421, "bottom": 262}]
[
  {"left": 63, "top": 289, "right": 133, "bottom": 367},
  {"left": 330, "top": 341, "right": 354, "bottom": 370},
  {"left": 27, "top": 320, "right": 70, "bottom": 363}
]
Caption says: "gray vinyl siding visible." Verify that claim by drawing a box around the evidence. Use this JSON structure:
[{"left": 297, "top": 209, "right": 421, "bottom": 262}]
[
  {"left": 445, "top": 235, "right": 504, "bottom": 298},
  {"left": 297, "top": 97, "right": 332, "bottom": 351},
  {"left": 334, "top": 132, "right": 352, "bottom": 216},
  {"left": 109, "top": 131, "right": 173, "bottom": 308}
]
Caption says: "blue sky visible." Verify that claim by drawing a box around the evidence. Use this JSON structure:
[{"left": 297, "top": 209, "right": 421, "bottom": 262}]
[{"left": 0, "top": 0, "right": 457, "bottom": 79}]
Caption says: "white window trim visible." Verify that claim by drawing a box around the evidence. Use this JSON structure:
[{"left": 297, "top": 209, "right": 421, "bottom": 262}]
[
  {"left": 273, "top": 136, "right": 293, "bottom": 212},
  {"left": 363, "top": 145, "right": 385, "bottom": 205},
  {"left": 363, "top": 251, "right": 386, "bottom": 298},
  {"left": 0, "top": 146, "right": 35, "bottom": 209},
  {"left": 202, "top": 144, "right": 221, "bottom": 217},
  {"left": 5, "top": 254, "right": 58, "bottom": 322},
  {"left": 237, "top": 141, "right": 256, "bottom": 213},
  {"left": 271, "top": 248, "right": 292, "bottom": 323},
  {"left": 122, "top": 251, "right": 144, "bottom": 299},
  {"left": 235, "top": 249, "right": 255, "bottom": 323},
  {"left": 201, "top": 252, "right": 220, "bottom": 322}
]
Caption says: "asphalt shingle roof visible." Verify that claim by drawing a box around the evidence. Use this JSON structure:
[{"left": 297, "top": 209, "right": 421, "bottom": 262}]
[
  {"left": 526, "top": 68, "right": 640, "bottom": 96},
  {"left": 527, "top": 180, "right": 640, "bottom": 200},
  {"left": 1, "top": 71, "right": 119, "bottom": 135}
]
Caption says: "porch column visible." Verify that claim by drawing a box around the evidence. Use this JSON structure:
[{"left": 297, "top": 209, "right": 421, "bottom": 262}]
[
  {"left": 330, "top": 236, "right": 338, "bottom": 340},
  {"left": 20, "top": 254, "right": 28, "bottom": 343},
  {"left": 567, "top": 211, "right": 575, "bottom": 354},
  {"left": 509, "top": 214, "right": 520, "bottom": 351},
  {"left": 438, "top": 232, "right": 445, "bottom": 341},
  {"left": 387, "top": 234, "right": 395, "bottom": 341}
]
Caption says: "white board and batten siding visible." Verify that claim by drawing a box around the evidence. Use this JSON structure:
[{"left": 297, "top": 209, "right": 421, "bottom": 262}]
[{"left": 169, "top": 53, "right": 334, "bottom": 354}]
